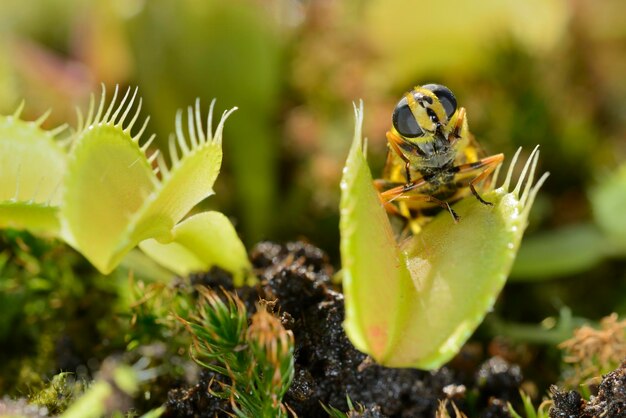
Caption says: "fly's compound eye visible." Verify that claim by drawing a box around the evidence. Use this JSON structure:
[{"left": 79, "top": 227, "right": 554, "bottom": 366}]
[
  {"left": 392, "top": 97, "right": 424, "bottom": 138},
  {"left": 422, "top": 84, "right": 457, "bottom": 119}
]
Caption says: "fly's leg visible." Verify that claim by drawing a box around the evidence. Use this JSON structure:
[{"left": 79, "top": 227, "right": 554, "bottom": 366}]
[
  {"left": 453, "top": 153, "right": 505, "bottom": 206},
  {"left": 380, "top": 181, "right": 459, "bottom": 223},
  {"left": 394, "top": 194, "right": 459, "bottom": 223},
  {"left": 374, "top": 179, "right": 405, "bottom": 190},
  {"left": 379, "top": 178, "right": 428, "bottom": 202},
  {"left": 449, "top": 107, "right": 488, "bottom": 163},
  {"left": 448, "top": 107, "right": 466, "bottom": 146},
  {"left": 386, "top": 131, "right": 412, "bottom": 183},
  {"left": 374, "top": 179, "right": 404, "bottom": 216}
]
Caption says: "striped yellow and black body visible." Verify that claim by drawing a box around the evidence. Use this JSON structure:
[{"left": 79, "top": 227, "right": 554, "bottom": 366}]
[{"left": 375, "top": 84, "right": 504, "bottom": 233}]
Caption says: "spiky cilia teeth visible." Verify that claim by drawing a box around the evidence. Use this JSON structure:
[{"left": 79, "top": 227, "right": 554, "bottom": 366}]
[
  {"left": 168, "top": 98, "right": 237, "bottom": 170},
  {"left": 73, "top": 85, "right": 238, "bottom": 184},
  {"left": 522, "top": 171, "right": 549, "bottom": 218},
  {"left": 501, "top": 147, "right": 522, "bottom": 192},
  {"left": 100, "top": 84, "right": 120, "bottom": 124},
  {"left": 147, "top": 149, "right": 160, "bottom": 166},
  {"left": 138, "top": 98, "right": 237, "bottom": 185},
  {"left": 76, "top": 85, "right": 146, "bottom": 137},
  {"left": 519, "top": 147, "right": 540, "bottom": 204},
  {"left": 168, "top": 134, "right": 179, "bottom": 166},
  {"left": 155, "top": 152, "right": 169, "bottom": 178},
  {"left": 10, "top": 100, "right": 67, "bottom": 139},
  {"left": 34, "top": 109, "right": 52, "bottom": 126},
  {"left": 12, "top": 100, "right": 25, "bottom": 118},
  {"left": 140, "top": 134, "right": 157, "bottom": 153},
  {"left": 352, "top": 100, "right": 366, "bottom": 156},
  {"left": 115, "top": 87, "right": 138, "bottom": 128},
  {"left": 513, "top": 145, "right": 540, "bottom": 196},
  {"left": 213, "top": 106, "right": 237, "bottom": 146},
  {"left": 495, "top": 145, "right": 549, "bottom": 216}
]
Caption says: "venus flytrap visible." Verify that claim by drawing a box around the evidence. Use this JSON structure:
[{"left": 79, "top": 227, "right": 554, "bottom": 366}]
[
  {"left": 0, "top": 86, "right": 251, "bottom": 284},
  {"left": 340, "top": 102, "right": 548, "bottom": 369}
]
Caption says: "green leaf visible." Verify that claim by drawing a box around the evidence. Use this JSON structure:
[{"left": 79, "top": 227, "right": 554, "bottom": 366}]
[
  {"left": 510, "top": 223, "right": 614, "bottom": 281},
  {"left": 340, "top": 103, "right": 548, "bottom": 369},
  {"left": 140, "top": 211, "right": 251, "bottom": 286},
  {"left": 485, "top": 306, "right": 578, "bottom": 345},
  {"left": 590, "top": 163, "right": 626, "bottom": 251}
]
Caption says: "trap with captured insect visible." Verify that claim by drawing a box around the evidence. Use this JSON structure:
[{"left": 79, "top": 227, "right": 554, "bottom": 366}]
[{"left": 340, "top": 88, "right": 548, "bottom": 369}]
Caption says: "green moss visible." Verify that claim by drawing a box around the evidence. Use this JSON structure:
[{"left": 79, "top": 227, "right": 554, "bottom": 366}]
[{"left": 28, "top": 372, "right": 85, "bottom": 415}]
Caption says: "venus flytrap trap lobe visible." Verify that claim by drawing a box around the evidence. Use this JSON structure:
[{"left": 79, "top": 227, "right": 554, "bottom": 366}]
[
  {"left": 61, "top": 86, "right": 158, "bottom": 269},
  {"left": 340, "top": 101, "right": 549, "bottom": 369},
  {"left": 0, "top": 102, "right": 68, "bottom": 234},
  {"left": 0, "top": 86, "right": 251, "bottom": 283}
]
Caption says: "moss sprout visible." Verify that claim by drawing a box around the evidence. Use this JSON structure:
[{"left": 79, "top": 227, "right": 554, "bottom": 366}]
[{"left": 179, "top": 289, "right": 294, "bottom": 417}]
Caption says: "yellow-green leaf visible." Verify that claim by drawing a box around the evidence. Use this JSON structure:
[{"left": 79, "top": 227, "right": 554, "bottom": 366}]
[
  {"left": 510, "top": 223, "right": 612, "bottom": 281},
  {"left": 591, "top": 163, "right": 626, "bottom": 251}
]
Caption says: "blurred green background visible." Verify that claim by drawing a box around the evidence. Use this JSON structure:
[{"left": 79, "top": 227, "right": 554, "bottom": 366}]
[{"left": 2, "top": 0, "right": 626, "bottom": 338}]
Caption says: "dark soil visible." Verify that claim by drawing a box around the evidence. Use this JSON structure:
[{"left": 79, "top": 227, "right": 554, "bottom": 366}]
[
  {"left": 164, "top": 241, "right": 529, "bottom": 417},
  {"left": 550, "top": 361, "right": 626, "bottom": 417},
  {"left": 164, "top": 370, "right": 231, "bottom": 417}
]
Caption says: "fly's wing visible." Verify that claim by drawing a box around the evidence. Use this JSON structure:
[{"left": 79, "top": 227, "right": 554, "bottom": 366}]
[
  {"left": 448, "top": 107, "right": 486, "bottom": 165},
  {"left": 467, "top": 132, "right": 488, "bottom": 160},
  {"left": 453, "top": 129, "right": 488, "bottom": 166},
  {"left": 455, "top": 133, "right": 485, "bottom": 165}
]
